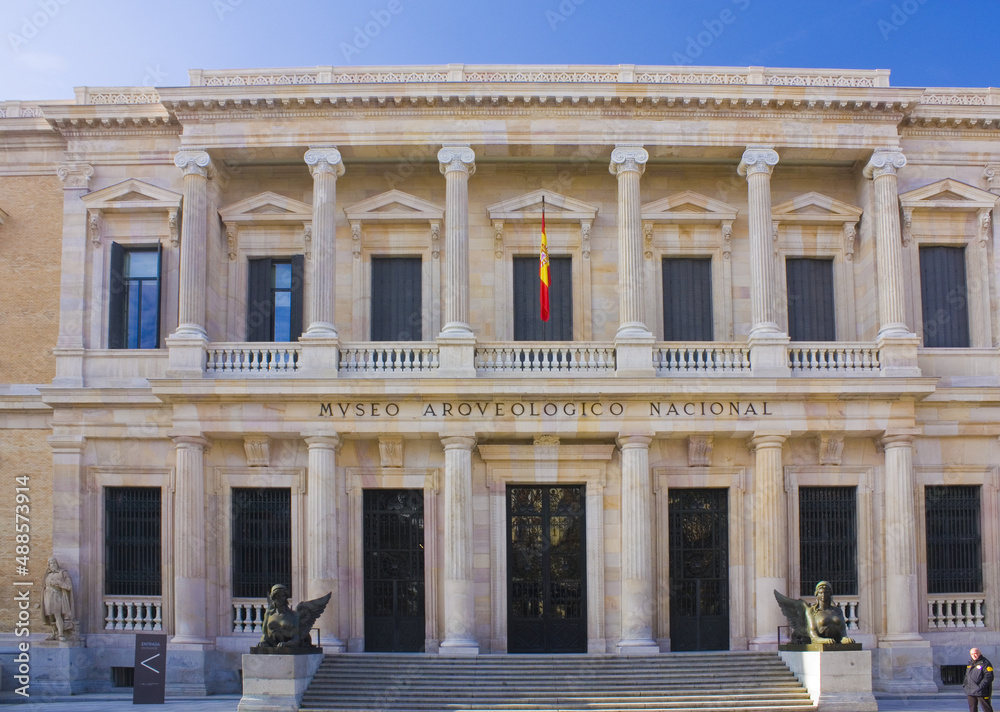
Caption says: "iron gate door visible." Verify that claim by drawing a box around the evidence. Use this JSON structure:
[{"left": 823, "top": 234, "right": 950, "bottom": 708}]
[
  {"left": 668, "top": 488, "right": 729, "bottom": 651},
  {"left": 507, "top": 485, "right": 587, "bottom": 653},
  {"left": 363, "top": 489, "right": 425, "bottom": 652}
]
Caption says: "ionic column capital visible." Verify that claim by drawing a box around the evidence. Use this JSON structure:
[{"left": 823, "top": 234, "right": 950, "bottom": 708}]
[
  {"left": 438, "top": 146, "right": 476, "bottom": 176},
  {"left": 173, "top": 150, "right": 212, "bottom": 178},
  {"left": 304, "top": 146, "right": 345, "bottom": 177},
  {"left": 738, "top": 147, "right": 779, "bottom": 178},
  {"left": 609, "top": 145, "right": 648, "bottom": 176},
  {"left": 863, "top": 148, "right": 907, "bottom": 180},
  {"left": 56, "top": 162, "right": 94, "bottom": 190}
]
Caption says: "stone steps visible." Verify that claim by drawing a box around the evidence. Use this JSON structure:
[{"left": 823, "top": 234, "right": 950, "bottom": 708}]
[{"left": 299, "top": 652, "right": 816, "bottom": 712}]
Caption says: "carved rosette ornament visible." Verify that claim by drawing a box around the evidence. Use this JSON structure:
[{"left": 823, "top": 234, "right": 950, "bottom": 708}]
[
  {"left": 56, "top": 163, "right": 94, "bottom": 189},
  {"left": 493, "top": 221, "right": 504, "bottom": 259},
  {"left": 351, "top": 223, "right": 362, "bottom": 259},
  {"left": 608, "top": 145, "right": 648, "bottom": 176},
  {"left": 863, "top": 148, "right": 907, "bottom": 180},
  {"left": 437, "top": 146, "right": 476, "bottom": 176},
  {"left": 173, "top": 150, "right": 212, "bottom": 177},
  {"left": 737, "top": 147, "right": 779, "bottom": 177},
  {"left": 304, "top": 147, "right": 345, "bottom": 177}
]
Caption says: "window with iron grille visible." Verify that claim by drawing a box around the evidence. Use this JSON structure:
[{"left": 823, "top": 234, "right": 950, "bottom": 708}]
[
  {"left": 105, "top": 487, "right": 161, "bottom": 596},
  {"left": 799, "top": 487, "right": 857, "bottom": 596},
  {"left": 232, "top": 488, "right": 292, "bottom": 598},
  {"left": 925, "top": 485, "right": 982, "bottom": 594}
]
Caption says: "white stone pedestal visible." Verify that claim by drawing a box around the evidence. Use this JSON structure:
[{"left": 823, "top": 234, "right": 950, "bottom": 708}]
[
  {"left": 238, "top": 653, "right": 324, "bottom": 712},
  {"left": 779, "top": 649, "right": 878, "bottom": 711}
]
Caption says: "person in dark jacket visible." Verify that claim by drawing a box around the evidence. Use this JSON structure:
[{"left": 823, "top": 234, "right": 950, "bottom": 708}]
[{"left": 965, "top": 648, "right": 994, "bottom": 712}]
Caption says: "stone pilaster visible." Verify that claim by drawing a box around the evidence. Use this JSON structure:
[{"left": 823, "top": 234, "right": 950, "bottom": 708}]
[
  {"left": 167, "top": 150, "right": 212, "bottom": 377},
  {"left": 172, "top": 435, "right": 212, "bottom": 645},
  {"left": 863, "top": 149, "right": 911, "bottom": 339},
  {"left": 48, "top": 434, "right": 86, "bottom": 629},
  {"left": 876, "top": 432, "right": 935, "bottom": 693},
  {"left": 303, "top": 148, "right": 344, "bottom": 337},
  {"left": 738, "top": 147, "right": 781, "bottom": 337},
  {"left": 53, "top": 163, "right": 94, "bottom": 387},
  {"left": 304, "top": 433, "right": 346, "bottom": 651},
  {"left": 437, "top": 147, "right": 476, "bottom": 338},
  {"left": 440, "top": 436, "right": 478, "bottom": 655},
  {"left": 617, "top": 434, "right": 658, "bottom": 654},
  {"left": 749, "top": 433, "right": 787, "bottom": 649},
  {"left": 609, "top": 146, "right": 654, "bottom": 377}
]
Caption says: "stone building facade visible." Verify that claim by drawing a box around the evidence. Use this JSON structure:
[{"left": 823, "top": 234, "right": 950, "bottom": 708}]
[{"left": 1, "top": 64, "right": 999, "bottom": 694}]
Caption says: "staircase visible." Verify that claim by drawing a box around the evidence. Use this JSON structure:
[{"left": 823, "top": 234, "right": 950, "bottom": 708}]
[{"left": 299, "top": 652, "right": 816, "bottom": 712}]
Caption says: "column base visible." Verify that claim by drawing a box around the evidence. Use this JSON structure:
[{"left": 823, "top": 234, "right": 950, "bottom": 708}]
[
  {"left": 165, "top": 333, "right": 208, "bottom": 378},
  {"left": 438, "top": 639, "right": 480, "bottom": 656},
  {"left": 876, "top": 333, "right": 921, "bottom": 377},
  {"left": 436, "top": 334, "right": 476, "bottom": 378},
  {"left": 616, "top": 640, "right": 660, "bottom": 655},
  {"left": 614, "top": 333, "right": 655, "bottom": 378},
  {"left": 298, "top": 335, "right": 340, "bottom": 378},
  {"left": 874, "top": 638, "right": 937, "bottom": 693},
  {"left": 749, "top": 332, "right": 791, "bottom": 377}
]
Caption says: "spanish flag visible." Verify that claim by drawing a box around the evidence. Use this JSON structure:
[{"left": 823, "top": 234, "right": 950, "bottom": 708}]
[{"left": 540, "top": 196, "right": 550, "bottom": 322}]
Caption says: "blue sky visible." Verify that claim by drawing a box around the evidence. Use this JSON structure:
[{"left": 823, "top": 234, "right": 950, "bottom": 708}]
[{"left": 2, "top": 0, "right": 995, "bottom": 102}]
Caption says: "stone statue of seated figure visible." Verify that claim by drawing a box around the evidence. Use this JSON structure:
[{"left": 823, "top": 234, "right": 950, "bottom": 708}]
[{"left": 775, "top": 581, "right": 856, "bottom": 646}]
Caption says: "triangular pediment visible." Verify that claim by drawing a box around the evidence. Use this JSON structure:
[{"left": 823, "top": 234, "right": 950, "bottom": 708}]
[
  {"left": 641, "top": 191, "right": 738, "bottom": 223},
  {"left": 345, "top": 190, "right": 443, "bottom": 223},
  {"left": 772, "top": 192, "right": 862, "bottom": 224},
  {"left": 219, "top": 191, "right": 313, "bottom": 223},
  {"left": 900, "top": 179, "right": 998, "bottom": 211},
  {"left": 487, "top": 190, "right": 598, "bottom": 222},
  {"left": 82, "top": 178, "right": 182, "bottom": 211}
]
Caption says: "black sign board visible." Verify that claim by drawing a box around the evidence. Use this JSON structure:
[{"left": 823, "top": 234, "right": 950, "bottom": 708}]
[{"left": 133, "top": 633, "right": 167, "bottom": 704}]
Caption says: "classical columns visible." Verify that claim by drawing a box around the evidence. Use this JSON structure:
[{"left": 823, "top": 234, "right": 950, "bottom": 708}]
[
  {"left": 303, "top": 148, "right": 344, "bottom": 338},
  {"left": 738, "top": 147, "right": 781, "bottom": 337},
  {"left": 880, "top": 433, "right": 921, "bottom": 640},
  {"left": 172, "top": 150, "right": 212, "bottom": 339},
  {"left": 304, "top": 433, "right": 345, "bottom": 651},
  {"left": 437, "top": 147, "right": 476, "bottom": 338},
  {"left": 440, "top": 435, "right": 478, "bottom": 655},
  {"left": 749, "top": 433, "right": 787, "bottom": 648},
  {"left": 863, "top": 149, "right": 910, "bottom": 338},
  {"left": 617, "top": 434, "right": 658, "bottom": 654},
  {"left": 609, "top": 146, "right": 651, "bottom": 340},
  {"left": 172, "top": 435, "right": 212, "bottom": 644}
]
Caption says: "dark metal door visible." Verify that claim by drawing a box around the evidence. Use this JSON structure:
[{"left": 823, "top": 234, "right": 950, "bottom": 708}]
[
  {"left": 363, "top": 489, "right": 425, "bottom": 652},
  {"left": 669, "top": 488, "right": 729, "bottom": 651},
  {"left": 507, "top": 485, "right": 587, "bottom": 653}
]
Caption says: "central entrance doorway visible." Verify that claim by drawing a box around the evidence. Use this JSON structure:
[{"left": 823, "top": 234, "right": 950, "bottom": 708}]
[
  {"left": 363, "top": 489, "right": 425, "bottom": 652},
  {"left": 507, "top": 485, "right": 587, "bottom": 653},
  {"left": 668, "top": 488, "right": 730, "bottom": 651}
]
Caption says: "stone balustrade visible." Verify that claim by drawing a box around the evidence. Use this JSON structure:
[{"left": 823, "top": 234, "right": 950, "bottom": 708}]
[
  {"left": 103, "top": 597, "right": 163, "bottom": 631},
  {"left": 233, "top": 599, "right": 268, "bottom": 634},
  {"left": 927, "top": 596, "right": 986, "bottom": 629},
  {"left": 339, "top": 342, "right": 440, "bottom": 375},
  {"left": 476, "top": 343, "right": 615, "bottom": 374},
  {"left": 788, "top": 343, "right": 881, "bottom": 375},
  {"left": 206, "top": 343, "right": 301, "bottom": 374},
  {"left": 654, "top": 343, "right": 751, "bottom": 375}
]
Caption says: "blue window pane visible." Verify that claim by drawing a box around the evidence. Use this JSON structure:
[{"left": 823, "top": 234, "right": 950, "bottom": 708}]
[
  {"left": 126, "top": 251, "right": 159, "bottom": 279},
  {"left": 139, "top": 282, "right": 159, "bottom": 348},
  {"left": 127, "top": 282, "right": 142, "bottom": 349},
  {"left": 273, "top": 291, "right": 291, "bottom": 342},
  {"left": 273, "top": 263, "right": 292, "bottom": 289}
]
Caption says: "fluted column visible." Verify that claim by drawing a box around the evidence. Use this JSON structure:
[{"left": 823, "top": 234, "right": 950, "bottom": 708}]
[
  {"left": 172, "top": 435, "right": 212, "bottom": 644},
  {"left": 617, "top": 434, "right": 658, "bottom": 654},
  {"left": 305, "top": 433, "right": 345, "bottom": 651},
  {"left": 53, "top": 163, "right": 94, "bottom": 386},
  {"left": 864, "top": 149, "right": 910, "bottom": 338},
  {"left": 738, "top": 147, "right": 781, "bottom": 337},
  {"left": 437, "top": 147, "right": 476, "bottom": 337},
  {"left": 173, "top": 150, "right": 212, "bottom": 339},
  {"left": 749, "top": 433, "right": 787, "bottom": 648},
  {"left": 880, "top": 433, "right": 921, "bottom": 640},
  {"left": 440, "top": 436, "right": 478, "bottom": 655},
  {"left": 609, "top": 146, "right": 651, "bottom": 340},
  {"left": 303, "top": 148, "right": 344, "bottom": 337}
]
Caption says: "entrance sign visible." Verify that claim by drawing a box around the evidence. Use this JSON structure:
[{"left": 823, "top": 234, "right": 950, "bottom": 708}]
[{"left": 133, "top": 633, "right": 167, "bottom": 704}]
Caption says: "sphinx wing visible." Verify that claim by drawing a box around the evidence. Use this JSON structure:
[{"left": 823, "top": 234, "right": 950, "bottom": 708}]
[
  {"left": 296, "top": 592, "right": 332, "bottom": 635},
  {"left": 773, "top": 590, "right": 809, "bottom": 637}
]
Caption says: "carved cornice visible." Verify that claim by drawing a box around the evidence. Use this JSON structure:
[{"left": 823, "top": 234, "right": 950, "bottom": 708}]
[
  {"left": 737, "top": 147, "right": 778, "bottom": 177},
  {"left": 304, "top": 146, "right": 345, "bottom": 177},
  {"left": 174, "top": 150, "right": 211, "bottom": 177},
  {"left": 56, "top": 163, "right": 94, "bottom": 189},
  {"left": 437, "top": 146, "right": 476, "bottom": 176},
  {"left": 608, "top": 145, "right": 648, "bottom": 176},
  {"left": 862, "top": 148, "right": 906, "bottom": 179}
]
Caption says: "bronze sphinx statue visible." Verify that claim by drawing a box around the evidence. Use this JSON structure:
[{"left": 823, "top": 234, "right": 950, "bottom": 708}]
[
  {"left": 774, "top": 581, "right": 856, "bottom": 646},
  {"left": 252, "top": 584, "right": 331, "bottom": 653}
]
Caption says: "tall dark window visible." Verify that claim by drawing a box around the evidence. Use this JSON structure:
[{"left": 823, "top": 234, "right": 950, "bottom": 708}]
[
  {"left": 371, "top": 257, "right": 422, "bottom": 341},
  {"left": 799, "top": 487, "right": 857, "bottom": 596},
  {"left": 919, "top": 246, "right": 970, "bottom": 347},
  {"left": 662, "top": 257, "right": 713, "bottom": 341},
  {"left": 925, "top": 485, "right": 982, "bottom": 593},
  {"left": 105, "top": 487, "right": 161, "bottom": 596},
  {"left": 247, "top": 256, "right": 304, "bottom": 342},
  {"left": 513, "top": 255, "right": 572, "bottom": 340},
  {"left": 786, "top": 258, "right": 835, "bottom": 341},
  {"left": 232, "top": 488, "right": 292, "bottom": 598},
  {"left": 108, "top": 243, "right": 161, "bottom": 349}
]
